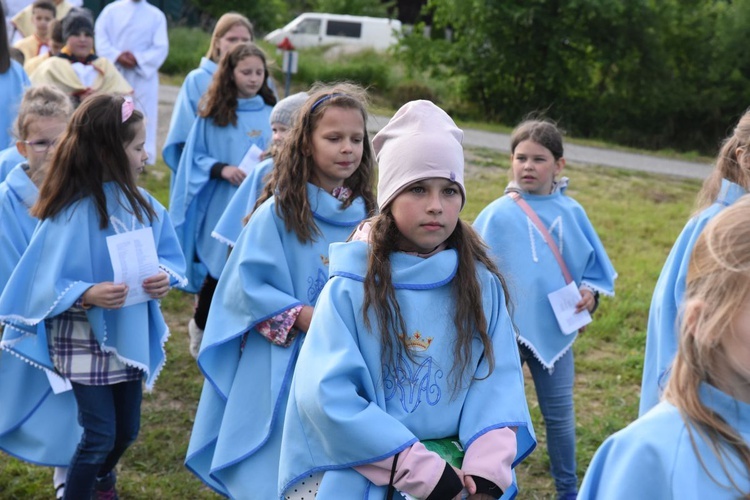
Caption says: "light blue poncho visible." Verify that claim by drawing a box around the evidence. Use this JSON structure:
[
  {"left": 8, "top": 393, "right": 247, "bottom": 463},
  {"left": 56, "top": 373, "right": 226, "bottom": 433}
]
[
  {"left": 473, "top": 185, "right": 616, "bottom": 369},
  {"left": 169, "top": 96, "right": 272, "bottom": 292},
  {"left": 639, "top": 179, "right": 746, "bottom": 415},
  {"left": 0, "top": 61, "right": 30, "bottom": 149},
  {"left": 185, "top": 184, "right": 367, "bottom": 499},
  {"left": 161, "top": 57, "right": 216, "bottom": 174},
  {"left": 278, "top": 240, "right": 537, "bottom": 499},
  {"left": 212, "top": 157, "right": 273, "bottom": 247},
  {"left": 0, "top": 146, "right": 24, "bottom": 183},
  {"left": 0, "top": 183, "right": 187, "bottom": 391},
  {"left": 580, "top": 383, "right": 750, "bottom": 499},
  {"left": 0, "top": 164, "right": 81, "bottom": 466}
]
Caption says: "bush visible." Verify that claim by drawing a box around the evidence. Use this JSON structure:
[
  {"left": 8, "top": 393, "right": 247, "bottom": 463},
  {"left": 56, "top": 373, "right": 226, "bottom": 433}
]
[
  {"left": 161, "top": 27, "right": 212, "bottom": 75},
  {"left": 293, "top": 48, "right": 393, "bottom": 92},
  {"left": 387, "top": 80, "right": 438, "bottom": 108}
]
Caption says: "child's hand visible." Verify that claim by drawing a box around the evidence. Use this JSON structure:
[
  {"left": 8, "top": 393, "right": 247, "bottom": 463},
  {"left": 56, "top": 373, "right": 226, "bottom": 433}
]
[
  {"left": 143, "top": 272, "right": 170, "bottom": 299},
  {"left": 576, "top": 288, "right": 596, "bottom": 313},
  {"left": 293, "top": 305, "right": 314, "bottom": 333},
  {"left": 221, "top": 166, "right": 247, "bottom": 186},
  {"left": 82, "top": 283, "right": 128, "bottom": 309},
  {"left": 463, "top": 475, "right": 499, "bottom": 500}
]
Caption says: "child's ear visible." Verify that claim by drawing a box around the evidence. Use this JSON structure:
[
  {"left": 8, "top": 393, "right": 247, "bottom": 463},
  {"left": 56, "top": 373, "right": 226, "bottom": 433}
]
[
  {"left": 736, "top": 147, "right": 749, "bottom": 169},
  {"left": 16, "top": 140, "right": 28, "bottom": 159},
  {"left": 555, "top": 157, "right": 566, "bottom": 176}
]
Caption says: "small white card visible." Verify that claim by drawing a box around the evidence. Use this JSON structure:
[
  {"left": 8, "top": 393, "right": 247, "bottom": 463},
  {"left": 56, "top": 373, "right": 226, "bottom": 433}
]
[
  {"left": 547, "top": 282, "right": 592, "bottom": 335},
  {"left": 238, "top": 144, "right": 264, "bottom": 175},
  {"left": 45, "top": 369, "right": 72, "bottom": 394},
  {"left": 106, "top": 227, "right": 159, "bottom": 308}
]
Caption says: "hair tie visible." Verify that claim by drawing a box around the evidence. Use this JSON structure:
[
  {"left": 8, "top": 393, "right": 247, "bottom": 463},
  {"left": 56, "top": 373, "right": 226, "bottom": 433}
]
[
  {"left": 121, "top": 96, "right": 134, "bottom": 123},
  {"left": 311, "top": 93, "right": 343, "bottom": 112}
]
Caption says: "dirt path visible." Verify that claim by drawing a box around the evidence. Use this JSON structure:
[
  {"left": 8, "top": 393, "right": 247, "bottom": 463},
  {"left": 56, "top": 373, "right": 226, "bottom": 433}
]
[{"left": 158, "top": 84, "right": 712, "bottom": 180}]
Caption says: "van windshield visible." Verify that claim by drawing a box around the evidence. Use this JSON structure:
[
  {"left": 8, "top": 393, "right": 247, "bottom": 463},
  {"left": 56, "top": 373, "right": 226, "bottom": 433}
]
[{"left": 294, "top": 18, "right": 321, "bottom": 35}]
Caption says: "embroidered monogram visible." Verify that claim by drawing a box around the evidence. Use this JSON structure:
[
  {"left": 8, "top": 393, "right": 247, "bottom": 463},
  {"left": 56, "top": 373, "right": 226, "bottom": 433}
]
[
  {"left": 384, "top": 354, "right": 443, "bottom": 413},
  {"left": 307, "top": 268, "right": 327, "bottom": 303},
  {"left": 526, "top": 215, "right": 563, "bottom": 263}
]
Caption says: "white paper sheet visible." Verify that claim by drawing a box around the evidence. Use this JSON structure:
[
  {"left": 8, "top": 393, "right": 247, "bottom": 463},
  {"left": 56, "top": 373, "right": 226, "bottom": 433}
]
[
  {"left": 106, "top": 227, "right": 159, "bottom": 308},
  {"left": 238, "top": 144, "right": 264, "bottom": 175},
  {"left": 547, "top": 281, "right": 592, "bottom": 335},
  {"left": 45, "top": 369, "right": 72, "bottom": 394}
]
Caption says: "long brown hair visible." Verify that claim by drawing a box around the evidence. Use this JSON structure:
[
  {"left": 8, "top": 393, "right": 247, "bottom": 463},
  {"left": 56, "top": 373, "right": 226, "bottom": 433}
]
[
  {"left": 694, "top": 109, "right": 750, "bottom": 213},
  {"left": 363, "top": 211, "right": 511, "bottom": 394},
  {"left": 199, "top": 42, "right": 276, "bottom": 127},
  {"left": 254, "top": 82, "right": 377, "bottom": 243},
  {"left": 205, "top": 13, "right": 254, "bottom": 63},
  {"left": 664, "top": 195, "right": 750, "bottom": 495},
  {"left": 32, "top": 94, "right": 155, "bottom": 228}
]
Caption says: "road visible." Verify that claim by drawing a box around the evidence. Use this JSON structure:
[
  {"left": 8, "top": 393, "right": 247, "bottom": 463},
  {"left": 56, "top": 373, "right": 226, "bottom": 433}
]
[{"left": 158, "top": 85, "right": 712, "bottom": 180}]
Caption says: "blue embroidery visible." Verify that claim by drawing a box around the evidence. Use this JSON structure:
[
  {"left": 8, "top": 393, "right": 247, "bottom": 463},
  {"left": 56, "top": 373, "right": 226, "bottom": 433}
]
[
  {"left": 384, "top": 354, "right": 443, "bottom": 413},
  {"left": 307, "top": 267, "right": 327, "bottom": 303}
]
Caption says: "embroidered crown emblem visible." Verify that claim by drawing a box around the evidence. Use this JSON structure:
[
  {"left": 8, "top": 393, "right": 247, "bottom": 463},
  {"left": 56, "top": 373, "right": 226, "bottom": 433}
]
[
  {"left": 400, "top": 331, "right": 433, "bottom": 351},
  {"left": 247, "top": 130, "right": 262, "bottom": 138}
]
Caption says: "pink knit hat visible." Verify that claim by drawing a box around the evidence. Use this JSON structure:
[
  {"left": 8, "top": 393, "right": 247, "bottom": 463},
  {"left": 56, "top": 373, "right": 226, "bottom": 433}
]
[{"left": 372, "top": 100, "right": 465, "bottom": 210}]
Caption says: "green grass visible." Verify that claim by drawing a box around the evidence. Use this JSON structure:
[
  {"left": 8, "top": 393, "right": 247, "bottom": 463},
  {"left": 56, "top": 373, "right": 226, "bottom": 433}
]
[{"left": 0, "top": 148, "right": 701, "bottom": 498}]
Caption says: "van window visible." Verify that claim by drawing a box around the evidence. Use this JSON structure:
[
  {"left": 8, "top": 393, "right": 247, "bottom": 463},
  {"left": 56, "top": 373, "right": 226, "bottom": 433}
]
[
  {"left": 326, "top": 21, "right": 362, "bottom": 38},
  {"left": 295, "top": 18, "right": 321, "bottom": 35}
]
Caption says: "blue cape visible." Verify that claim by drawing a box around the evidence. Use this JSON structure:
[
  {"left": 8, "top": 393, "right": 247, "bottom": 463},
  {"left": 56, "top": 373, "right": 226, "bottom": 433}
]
[
  {"left": 0, "top": 165, "right": 80, "bottom": 466},
  {"left": 162, "top": 57, "right": 216, "bottom": 173},
  {"left": 473, "top": 187, "right": 616, "bottom": 369},
  {"left": 278, "top": 240, "right": 536, "bottom": 499},
  {"left": 0, "top": 147, "right": 25, "bottom": 183},
  {"left": 0, "top": 61, "right": 30, "bottom": 149},
  {"left": 0, "top": 183, "right": 187, "bottom": 390},
  {"left": 212, "top": 157, "right": 273, "bottom": 247},
  {"left": 169, "top": 96, "right": 273, "bottom": 291},
  {"left": 185, "top": 184, "right": 367, "bottom": 498},
  {"left": 580, "top": 383, "right": 750, "bottom": 499},
  {"left": 639, "top": 179, "right": 746, "bottom": 415},
  {"left": 0, "top": 165, "right": 38, "bottom": 288}
]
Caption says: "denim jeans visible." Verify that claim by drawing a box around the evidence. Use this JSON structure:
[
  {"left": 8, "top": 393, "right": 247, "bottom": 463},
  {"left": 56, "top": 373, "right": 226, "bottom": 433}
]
[
  {"left": 520, "top": 344, "right": 578, "bottom": 499},
  {"left": 64, "top": 380, "right": 142, "bottom": 499}
]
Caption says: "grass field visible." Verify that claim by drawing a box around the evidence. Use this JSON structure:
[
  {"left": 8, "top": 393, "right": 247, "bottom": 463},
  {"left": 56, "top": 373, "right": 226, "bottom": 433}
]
[{"left": 0, "top": 147, "right": 702, "bottom": 498}]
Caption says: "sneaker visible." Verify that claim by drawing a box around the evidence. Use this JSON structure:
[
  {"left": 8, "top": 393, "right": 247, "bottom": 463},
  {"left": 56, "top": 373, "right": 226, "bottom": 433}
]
[
  {"left": 92, "top": 471, "right": 118, "bottom": 500},
  {"left": 188, "top": 318, "right": 204, "bottom": 359},
  {"left": 55, "top": 484, "right": 65, "bottom": 500}
]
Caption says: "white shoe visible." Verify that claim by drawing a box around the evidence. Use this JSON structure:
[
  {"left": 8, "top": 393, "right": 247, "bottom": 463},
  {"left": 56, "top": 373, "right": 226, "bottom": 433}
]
[{"left": 188, "top": 319, "right": 204, "bottom": 359}]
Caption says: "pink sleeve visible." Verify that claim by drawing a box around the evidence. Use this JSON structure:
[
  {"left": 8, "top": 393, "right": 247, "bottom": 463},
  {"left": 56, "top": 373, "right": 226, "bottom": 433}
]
[
  {"left": 254, "top": 304, "right": 303, "bottom": 347},
  {"left": 462, "top": 427, "right": 517, "bottom": 491},
  {"left": 354, "top": 442, "right": 457, "bottom": 498}
]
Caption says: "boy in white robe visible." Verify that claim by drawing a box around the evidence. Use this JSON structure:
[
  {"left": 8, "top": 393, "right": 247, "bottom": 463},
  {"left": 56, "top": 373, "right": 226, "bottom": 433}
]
[{"left": 94, "top": 0, "right": 167, "bottom": 164}]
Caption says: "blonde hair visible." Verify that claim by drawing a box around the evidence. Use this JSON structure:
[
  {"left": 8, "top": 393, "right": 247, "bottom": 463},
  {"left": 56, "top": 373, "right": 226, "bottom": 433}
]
[
  {"left": 664, "top": 194, "right": 750, "bottom": 495},
  {"left": 206, "top": 13, "right": 254, "bottom": 63},
  {"left": 695, "top": 109, "right": 750, "bottom": 213},
  {"left": 14, "top": 85, "right": 73, "bottom": 139}
]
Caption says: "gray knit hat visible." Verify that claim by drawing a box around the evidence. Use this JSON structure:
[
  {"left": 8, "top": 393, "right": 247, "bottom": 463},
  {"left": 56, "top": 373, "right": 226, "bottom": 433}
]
[
  {"left": 373, "top": 100, "right": 465, "bottom": 210},
  {"left": 62, "top": 8, "right": 94, "bottom": 41},
  {"left": 269, "top": 92, "right": 309, "bottom": 127}
]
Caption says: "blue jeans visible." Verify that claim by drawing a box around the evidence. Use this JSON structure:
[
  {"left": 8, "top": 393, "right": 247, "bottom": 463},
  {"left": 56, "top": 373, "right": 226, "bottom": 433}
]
[
  {"left": 64, "top": 380, "right": 142, "bottom": 499},
  {"left": 520, "top": 344, "right": 577, "bottom": 499}
]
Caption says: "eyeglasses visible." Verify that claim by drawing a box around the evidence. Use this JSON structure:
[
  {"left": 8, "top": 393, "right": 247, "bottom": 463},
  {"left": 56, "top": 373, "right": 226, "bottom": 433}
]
[{"left": 23, "top": 139, "right": 57, "bottom": 153}]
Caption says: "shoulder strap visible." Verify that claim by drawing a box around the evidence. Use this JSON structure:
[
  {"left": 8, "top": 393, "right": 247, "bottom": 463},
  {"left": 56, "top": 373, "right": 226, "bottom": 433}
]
[{"left": 509, "top": 192, "right": 573, "bottom": 284}]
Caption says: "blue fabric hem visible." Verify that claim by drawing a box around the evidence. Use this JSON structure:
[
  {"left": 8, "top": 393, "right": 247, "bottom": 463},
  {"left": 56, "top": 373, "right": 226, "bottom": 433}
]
[
  {"left": 0, "top": 387, "right": 51, "bottom": 436},
  {"left": 209, "top": 337, "right": 302, "bottom": 474}
]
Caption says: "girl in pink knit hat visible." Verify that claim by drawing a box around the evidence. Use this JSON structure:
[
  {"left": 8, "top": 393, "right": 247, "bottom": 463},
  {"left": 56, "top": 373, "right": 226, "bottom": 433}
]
[{"left": 279, "top": 100, "right": 536, "bottom": 500}]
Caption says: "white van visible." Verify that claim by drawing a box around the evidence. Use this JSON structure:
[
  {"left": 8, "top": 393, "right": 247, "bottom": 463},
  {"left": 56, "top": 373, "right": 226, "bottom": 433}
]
[{"left": 264, "top": 13, "right": 402, "bottom": 50}]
